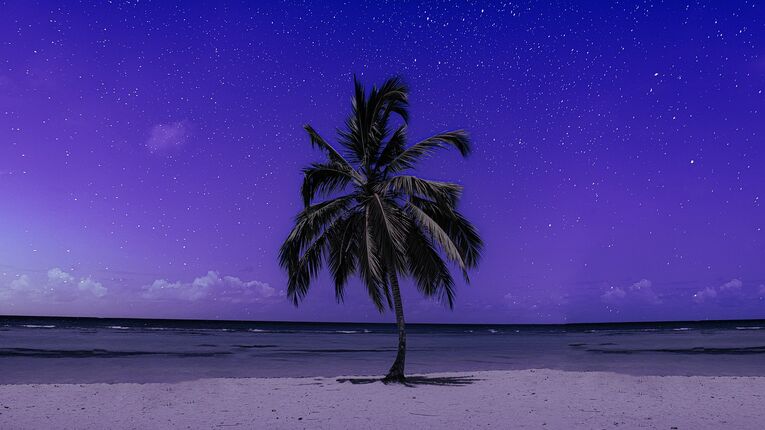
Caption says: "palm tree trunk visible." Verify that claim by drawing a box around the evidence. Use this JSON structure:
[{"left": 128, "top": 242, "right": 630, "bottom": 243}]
[{"left": 384, "top": 271, "right": 406, "bottom": 382}]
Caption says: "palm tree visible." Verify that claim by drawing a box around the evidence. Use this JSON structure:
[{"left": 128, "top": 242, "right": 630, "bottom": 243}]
[{"left": 279, "top": 76, "right": 482, "bottom": 383}]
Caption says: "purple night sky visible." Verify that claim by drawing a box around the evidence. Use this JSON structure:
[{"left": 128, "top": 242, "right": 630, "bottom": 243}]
[{"left": 0, "top": 1, "right": 763, "bottom": 324}]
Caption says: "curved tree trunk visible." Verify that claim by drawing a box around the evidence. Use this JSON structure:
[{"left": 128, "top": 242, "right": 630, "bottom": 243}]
[{"left": 384, "top": 271, "right": 407, "bottom": 383}]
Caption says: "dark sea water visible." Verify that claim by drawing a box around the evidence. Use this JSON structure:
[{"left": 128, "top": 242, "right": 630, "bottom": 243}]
[{"left": 1, "top": 316, "right": 765, "bottom": 384}]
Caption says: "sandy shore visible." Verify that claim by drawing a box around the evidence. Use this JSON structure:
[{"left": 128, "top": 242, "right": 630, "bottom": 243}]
[{"left": 1, "top": 369, "right": 763, "bottom": 429}]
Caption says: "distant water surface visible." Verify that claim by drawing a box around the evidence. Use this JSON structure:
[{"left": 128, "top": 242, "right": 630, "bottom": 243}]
[{"left": 1, "top": 317, "right": 765, "bottom": 384}]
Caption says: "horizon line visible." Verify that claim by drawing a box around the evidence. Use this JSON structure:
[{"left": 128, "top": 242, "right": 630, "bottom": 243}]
[{"left": 1, "top": 314, "right": 764, "bottom": 327}]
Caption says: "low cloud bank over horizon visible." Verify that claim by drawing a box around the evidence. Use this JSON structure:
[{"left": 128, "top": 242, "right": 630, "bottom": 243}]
[
  {"left": 0, "top": 268, "right": 280, "bottom": 318},
  {"left": 1, "top": 268, "right": 763, "bottom": 323},
  {"left": 141, "top": 270, "right": 280, "bottom": 304}
]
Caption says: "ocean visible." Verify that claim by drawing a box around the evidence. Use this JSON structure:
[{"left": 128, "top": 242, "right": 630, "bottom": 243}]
[{"left": 1, "top": 316, "right": 764, "bottom": 384}]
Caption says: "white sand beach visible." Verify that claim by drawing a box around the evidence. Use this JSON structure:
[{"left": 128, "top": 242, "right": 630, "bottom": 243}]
[{"left": 1, "top": 369, "right": 763, "bottom": 429}]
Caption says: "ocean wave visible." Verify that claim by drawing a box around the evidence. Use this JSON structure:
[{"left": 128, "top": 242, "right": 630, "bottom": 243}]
[
  {"left": 736, "top": 326, "right": 763, "bottom": 330},
  {"left": 587, "top": 346, "right": 765, "bottom": 355},
  {"left": 144, "top": 327, "right": 233, "bottom": 333},
  {"left": 672, "top": 328, "right": 692, "bottom": 331},
  {"left": 234, "top": 344, "right": 278, "bottom": 349},
  {"left": 0, "top": 347, "right": 232, "bottom": 358},
  {"left": 107, "top": 326, "right": 131, "bottom": 330},
  {"left": 488, "top": 329, "right": 499, "bottom": 334},
  {"left": 285, "top": 348, "right": 394, "bottom": 354},
  {"left": 21, "top": 325, "right": 56, "bottom": 329}
]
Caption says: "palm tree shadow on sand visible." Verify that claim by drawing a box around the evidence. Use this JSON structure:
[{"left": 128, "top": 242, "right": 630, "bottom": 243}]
[{"left": 337, "top": 374, "right": 480, "bottom": 387}]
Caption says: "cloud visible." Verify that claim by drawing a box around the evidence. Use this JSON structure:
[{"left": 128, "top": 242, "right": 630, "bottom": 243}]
[
  {"left": 78, "top": 277, "right": 107, "bottom": 298},
  {"left": 141, "top": 271, "right": 278, "bottom": 304},
  {"left": 145, "top": 120, "right": 191, "bottom": 152},
  {"left": 693, "top": 287, "right": 718, "bottom": 303},
  {"left": 693, "top": 278, "right": 744, "bottom": 303},
  {"left": 142, "top": 279, "right": 204, "bottom": 301},
  {"left": 601, "top": 279, "right": 660, "bottom": 305},
  {"left": 0, "top": 275, "right": 44, "bottom": 301},
  {"left": 48, "top": 267, "right": 75, "bottom": 284},
  {"left": 1, "top": 268, "right": 107, "bottom": 302},
  {"left": 10, "top": 275, "right": 31, "bottom": 289},
  {"left": 719, "top": 279, "right": 742, "bottom": 292},
  {"left": 601, "top": 287, "right": 626, "bottom": 302},
  {"left": 218, "top": 275, "right": 277, "bottom": 304}
]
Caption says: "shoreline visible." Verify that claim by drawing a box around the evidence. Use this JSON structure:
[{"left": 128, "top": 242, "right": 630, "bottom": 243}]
[
  {"left": 5, "top": 313, "right": 765, "bottom": 327},
  {"left": 2, "top": 369, "right": 764, "bottom": 429}
]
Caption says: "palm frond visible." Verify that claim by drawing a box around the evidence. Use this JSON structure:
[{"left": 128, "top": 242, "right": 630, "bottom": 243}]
[
  {"left": 369, "top": 194, "right": 408, "bottom": 272},
  {"left": 406, "top": 201, "right": 467, "bottom": 277},
  {"left": 406, "top": 227, "right": 457, "bottom": 308},
  {"left": 301, "top": 162, "right": 359, "bottom": 206},
  {"left": 327, "top": 213, "right": 361, "bottom": 303},
  {"left": 386, "top": 175, "right": 462, "bottom": 206},
  {"left": 340, "top": 76, "right": 410, "bottom": 172},
  {"left": 368, "top": 77, "right": 409, "bottom": 155},
  {"left": 283, "top": 229, "right": 329, "bottom": 306},
  {"left": 338, "top": 76, "right": 369, "bottom": 166},
  {"left": 284, "top": 197, "right": 352, "bottom": 247},
  {"left": 278, "top": 197, "right": 353, "bottom": 291},
  {"left": 385, "top": 130, "right": 471, "bottom": 173},
  {"left": 304, "top": 124, "right": 356, "bottom": 171},
  {"left": 376, "top": 125, "right": 407, "bottom": 172},
  {"left": 371, "top": 76, "right": 409, "bottom": 125},
  {"left": 357, "top": 204, "right": 388, "bottom": 311},
  {"left": 410, "top": 197, "right": 483, "bottom": 268}
]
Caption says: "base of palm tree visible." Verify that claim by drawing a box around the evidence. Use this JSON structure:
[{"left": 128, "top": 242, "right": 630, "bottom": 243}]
[
  {"left": 383, "top": 358, "right": 407, "bottom": 384},
  {"left": 382, "top": 373, "right": 407, "bottom": 384}
]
